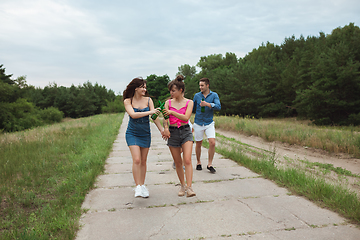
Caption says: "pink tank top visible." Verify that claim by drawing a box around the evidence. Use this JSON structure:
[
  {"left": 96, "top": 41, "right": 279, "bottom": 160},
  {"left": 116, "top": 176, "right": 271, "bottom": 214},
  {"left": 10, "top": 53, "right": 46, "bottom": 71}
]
[{"left": 169, "top": 99, "right": 190, "bottom": 128}]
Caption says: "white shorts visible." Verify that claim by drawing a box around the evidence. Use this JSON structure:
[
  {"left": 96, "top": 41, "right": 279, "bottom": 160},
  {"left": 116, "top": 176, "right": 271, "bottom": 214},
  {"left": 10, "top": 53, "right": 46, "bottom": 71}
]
[
  {"left": 188, "top": 121, "right": 193, "bottom": 132},
  {"left": 193, "top": 121, "right": 216, "bottom": 142}
]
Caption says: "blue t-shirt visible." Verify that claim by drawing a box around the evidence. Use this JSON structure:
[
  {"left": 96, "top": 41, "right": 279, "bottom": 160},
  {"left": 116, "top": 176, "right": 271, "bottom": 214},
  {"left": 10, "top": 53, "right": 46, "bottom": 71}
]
[{"left": 193, "top": 90, "right": 221, "bottom": 126}]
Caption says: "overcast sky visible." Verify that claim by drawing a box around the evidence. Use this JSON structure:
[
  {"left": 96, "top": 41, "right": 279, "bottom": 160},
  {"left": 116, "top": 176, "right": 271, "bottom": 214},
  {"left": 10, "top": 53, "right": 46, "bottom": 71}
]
[{"left": 1, "top": 0, "right": 359, "bottom": 94}]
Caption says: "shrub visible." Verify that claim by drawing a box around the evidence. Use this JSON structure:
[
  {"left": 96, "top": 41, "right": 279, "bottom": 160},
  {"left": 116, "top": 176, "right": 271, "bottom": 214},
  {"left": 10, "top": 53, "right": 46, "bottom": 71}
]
[
  {"left": 38, "top": 107, "right": 64, "bottom": 124},
  {"left": 348, "top": 113, "right": 360, "bottom": 126},
  {"left": 102, "top": 97, "right": 125, "bottom": 113},
  {"left": 0, "top": 100, "right": 63, "bottom": 132}
]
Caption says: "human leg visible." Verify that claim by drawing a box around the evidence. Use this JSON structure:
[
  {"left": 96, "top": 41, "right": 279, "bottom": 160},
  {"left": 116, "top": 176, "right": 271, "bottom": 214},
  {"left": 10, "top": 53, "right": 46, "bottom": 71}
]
[
  {"left": 182, "top": 140, "right": 196, "bottom": 197},
  {"left": 193, "top": 123, "right": 205, "bottom": 168},
  {"left": 129, "top": 145, "right": 142, "bottom": 186},
  {"left": 129, "top": 146, "right": 150, "bottom": 197},
  {"left": 173, "top": 148, "right": 185, "bottom": 170},
  {"left": 139, "top": 147, "right": 150, "bottom": 185},
  {"left": 169, "top": 146, "right": 185, "bottom": 185},
  {"left": 195, "top": 141, "right": 202, "bottom": 164},
  {"left": 169, "top": 146, "right": 187, "bottom": 196},
  {"left": 181, "top": 141, "right": 193, "bottom": 187},
  {"left": 204, "top": 122, "right": 216, "bottom": 173},
  {"left": 206, "top": 138, "right": 216, "bottom": 173},
  {"left": 183, "top": 142, "right": 196, "bottom": 196},
  {"left": 139, "top": 147, "right": 150, "bottom": 197},
  {"left": 207, "top": 138, "right": 216, "bottom": 167}
]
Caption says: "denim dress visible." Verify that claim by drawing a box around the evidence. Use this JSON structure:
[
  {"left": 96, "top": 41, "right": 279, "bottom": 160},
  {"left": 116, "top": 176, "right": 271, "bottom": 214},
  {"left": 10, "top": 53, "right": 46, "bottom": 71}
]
[{"left": 125, "top": 106, "right": 151, "bottom": 148}]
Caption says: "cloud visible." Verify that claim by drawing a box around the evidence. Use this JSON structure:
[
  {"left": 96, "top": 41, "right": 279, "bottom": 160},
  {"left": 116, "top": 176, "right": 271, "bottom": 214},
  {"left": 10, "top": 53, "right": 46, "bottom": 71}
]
[{"left": 1, "top": 0, "right": 359, "bottom": 94}]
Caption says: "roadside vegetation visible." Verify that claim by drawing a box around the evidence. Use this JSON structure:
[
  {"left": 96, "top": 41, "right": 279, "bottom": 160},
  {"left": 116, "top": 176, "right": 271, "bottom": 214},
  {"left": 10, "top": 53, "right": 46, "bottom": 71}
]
[
  {"left": 2, "top": 23, "right": 360, "bottom": 134},
  {"left": 0, "top": 65, "right": 124, "bottom": 133},
  {"left": 221, "top": 145, "right": 360, "bottom": 224},
  {"left": 0, "top": 113, "right": 123, "bottom": 239},
  {"left": 202, "top": 116, "right": 360, "bottom": 225},
  {"left": 214, "top": 115, "right": 360, "bottom": 157}
]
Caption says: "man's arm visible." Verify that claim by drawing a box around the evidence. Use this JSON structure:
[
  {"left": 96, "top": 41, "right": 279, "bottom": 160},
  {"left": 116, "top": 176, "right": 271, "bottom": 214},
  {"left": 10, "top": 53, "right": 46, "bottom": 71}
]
[{"left": 212, "top": 93, "right": 221, "bottom": 111}]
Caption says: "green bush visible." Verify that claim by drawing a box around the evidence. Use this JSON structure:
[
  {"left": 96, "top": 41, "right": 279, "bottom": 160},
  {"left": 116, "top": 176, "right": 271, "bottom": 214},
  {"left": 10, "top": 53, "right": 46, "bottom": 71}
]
[
  {"left": 16, "top": 113, "right": 43, "bottom": 130},
  {"left": 102, "top": 97, "right": 125, "bottom": 113},
  {"left": 0, "top": 98, "right": 36, "bottom": 132},
  {"left": 348, "top": 113, "right": 360, "bottom": 126},
  {"left": 0, "top": 100, "right": 63, "bottom": 132},
  {"left": 1, "top": 112, "right": 42, "bottom": 132},
  {"left": 38, "top": 107, "right": 64, "bottom": 124}
]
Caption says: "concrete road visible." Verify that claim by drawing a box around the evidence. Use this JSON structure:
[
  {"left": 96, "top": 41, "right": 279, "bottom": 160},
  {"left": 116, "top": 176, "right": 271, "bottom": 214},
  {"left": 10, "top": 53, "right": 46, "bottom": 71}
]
[{"left": 76, "top": 114, "right": 360, "bottom": 240}]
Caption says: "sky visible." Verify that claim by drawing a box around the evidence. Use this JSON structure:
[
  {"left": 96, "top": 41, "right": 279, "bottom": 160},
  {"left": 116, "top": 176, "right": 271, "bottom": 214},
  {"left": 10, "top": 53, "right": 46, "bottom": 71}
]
[{"left": 1, "top": 0, "right": 359, "bottom": 94}]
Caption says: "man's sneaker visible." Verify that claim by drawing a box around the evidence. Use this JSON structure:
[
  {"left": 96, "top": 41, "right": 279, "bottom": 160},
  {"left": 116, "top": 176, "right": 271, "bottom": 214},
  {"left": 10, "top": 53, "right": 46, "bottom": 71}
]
[
  {"left": 186, "top": 186, "right": 196, "bottom": 197},
  {"left": 134, "top": 185, "right": 142, "bottom": 197},
  {"left": 207, "top": 166, "right": 216, "bottom": 173},
  {"left": 178, "top": 184, "right": 186, "bottom": 196},
  {"left": 141, "top": 185, "right": 149, "bottom": 198},
  {"left": 196, "top": 164, "right": 202, "bottom": 170}
]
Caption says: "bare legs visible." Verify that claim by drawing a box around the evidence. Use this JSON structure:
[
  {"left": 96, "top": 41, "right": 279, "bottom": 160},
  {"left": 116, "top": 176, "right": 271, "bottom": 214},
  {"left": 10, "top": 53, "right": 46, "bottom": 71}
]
[
  {"left": 195, "top": 138, "right": 215, "bottom": 167},
  {"left": 129, "top": 145, "right": 149, "bottom": 185},
  {"left": 195, "top": 140, "right": 202, "bottom": 166},
  {"left": 169, "top": 141, "right": 193, "bottom": 187}
]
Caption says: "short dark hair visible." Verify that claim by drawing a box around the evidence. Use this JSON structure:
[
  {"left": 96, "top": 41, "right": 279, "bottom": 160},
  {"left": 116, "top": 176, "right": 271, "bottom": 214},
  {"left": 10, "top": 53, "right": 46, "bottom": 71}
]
[
  {"left": 199, "top": 78, "right": 210, "bottom": 86},
  {"left": 168, "top": 75, "right": 185, "bottom": 93}
]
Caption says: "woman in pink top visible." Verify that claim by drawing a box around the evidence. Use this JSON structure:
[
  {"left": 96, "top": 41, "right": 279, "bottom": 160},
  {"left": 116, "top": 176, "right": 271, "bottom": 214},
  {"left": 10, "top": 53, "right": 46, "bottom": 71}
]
[{"left": 163, "top": 75, "right": 196, "bottom": 197}]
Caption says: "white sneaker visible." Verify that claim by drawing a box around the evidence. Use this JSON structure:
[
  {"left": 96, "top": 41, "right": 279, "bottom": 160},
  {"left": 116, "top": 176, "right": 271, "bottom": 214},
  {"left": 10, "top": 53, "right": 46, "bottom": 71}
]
[
  {"left": 134, "top": 185, "right": 142, "bottom": 197},
  {"left": 141, "top": 185, "right": 149, "bottom": 198}
]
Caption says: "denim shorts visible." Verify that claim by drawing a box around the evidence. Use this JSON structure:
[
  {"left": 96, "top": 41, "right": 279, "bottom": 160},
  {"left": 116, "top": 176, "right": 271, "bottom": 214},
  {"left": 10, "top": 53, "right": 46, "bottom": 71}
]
[{"left": 167, "top": 124, "right": 193, "bottom": 147}]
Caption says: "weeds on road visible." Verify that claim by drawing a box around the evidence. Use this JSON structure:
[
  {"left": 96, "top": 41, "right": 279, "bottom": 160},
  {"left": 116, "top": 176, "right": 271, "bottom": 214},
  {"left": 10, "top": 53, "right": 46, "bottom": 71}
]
[
  {"left": 0, "top": 113, "right": 123, "bottom": 239},
  {"left": 203, "top": 137, "right": 360, "bottom": 225},
  {"left": 214, "top": 115, "right": 360, "bottom": 157}
]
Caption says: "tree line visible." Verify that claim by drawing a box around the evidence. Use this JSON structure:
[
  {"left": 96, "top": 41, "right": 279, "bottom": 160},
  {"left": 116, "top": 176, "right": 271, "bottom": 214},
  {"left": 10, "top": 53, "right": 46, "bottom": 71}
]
[
  {"left": 148, "top": 23, "right": 360, "bottom": 126},
  {"left": 1, "top": 22, "right": 359, "bottom": 132},
  {"left": 179, "top": 23, "right": 360, "bottom": 126},
  {"left": 0, "top": 69, "right": 121, "bottom": 132}
]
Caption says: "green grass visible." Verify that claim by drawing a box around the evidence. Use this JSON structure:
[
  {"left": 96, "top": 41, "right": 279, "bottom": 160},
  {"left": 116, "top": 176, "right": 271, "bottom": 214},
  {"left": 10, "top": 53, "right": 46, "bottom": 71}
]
[
  {"left": 203, "top": 135, "right": 360, "bottom": 225},
  {"left": 216, "top": 132, "right": 360, "bottom": 179},
  {"left": 0, "top": 113, "right": 123, "bottom": 239},
  {"left": 214, "top": 115, "right": 360, "bottom": 157},
  {"left": 203, "top": 138, "right": 360, "bottom": 225},
  {"left": 299, "top": 160, "right": 360, "bottom": 178}
]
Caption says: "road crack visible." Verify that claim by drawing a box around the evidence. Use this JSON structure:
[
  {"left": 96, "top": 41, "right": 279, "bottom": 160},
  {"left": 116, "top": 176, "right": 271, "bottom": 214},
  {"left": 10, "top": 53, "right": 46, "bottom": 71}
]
[{"left": 148, "top": 206, "right": 181, "bottom": 239}]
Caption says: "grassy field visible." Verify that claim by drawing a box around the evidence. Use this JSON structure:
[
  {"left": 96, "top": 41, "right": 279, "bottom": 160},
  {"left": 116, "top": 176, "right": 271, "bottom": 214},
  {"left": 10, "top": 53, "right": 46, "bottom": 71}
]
[
  {"left": 0, "top": 113, "right": 123, "bottom": 239},
  {"left": 214, "top": 115, "right": 360, "bottom": 157},
  {"left": 201, "top": 116, "right": 360, "bottom": 225},
  {"left": 207, "top": 138, "right": 360, "bottom": 225}
]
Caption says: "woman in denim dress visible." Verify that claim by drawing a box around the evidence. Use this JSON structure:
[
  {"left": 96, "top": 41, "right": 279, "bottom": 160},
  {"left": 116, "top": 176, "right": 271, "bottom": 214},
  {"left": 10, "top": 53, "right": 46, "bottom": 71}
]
[{"left": 123, "top": 78, "right": 167, "bottom": 198}]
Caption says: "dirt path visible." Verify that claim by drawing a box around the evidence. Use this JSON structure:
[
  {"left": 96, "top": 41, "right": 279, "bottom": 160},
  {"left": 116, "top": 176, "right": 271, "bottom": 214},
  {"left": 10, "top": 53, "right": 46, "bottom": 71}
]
[
  {"left": 215, "top": 129, "right": 360, "bottom": 197},
  {"left": 216, "top": 129, "right": 360, "bottom": 175}
]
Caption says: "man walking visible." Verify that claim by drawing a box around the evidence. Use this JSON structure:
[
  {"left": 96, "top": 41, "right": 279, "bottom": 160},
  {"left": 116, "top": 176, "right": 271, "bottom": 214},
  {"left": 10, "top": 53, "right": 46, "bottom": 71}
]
[{"left": 192, "top": 78, "right": 221, "bottom": 173}]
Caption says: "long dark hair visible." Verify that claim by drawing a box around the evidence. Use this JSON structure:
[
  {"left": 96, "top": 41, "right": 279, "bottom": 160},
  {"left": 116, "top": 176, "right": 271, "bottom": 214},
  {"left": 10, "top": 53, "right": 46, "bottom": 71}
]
[
  {"left": 168, "top": 75, "right": 185, "bottom": 93},
  {"left": 123, "top": 77, "right": 148, "bottom": 99}
]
